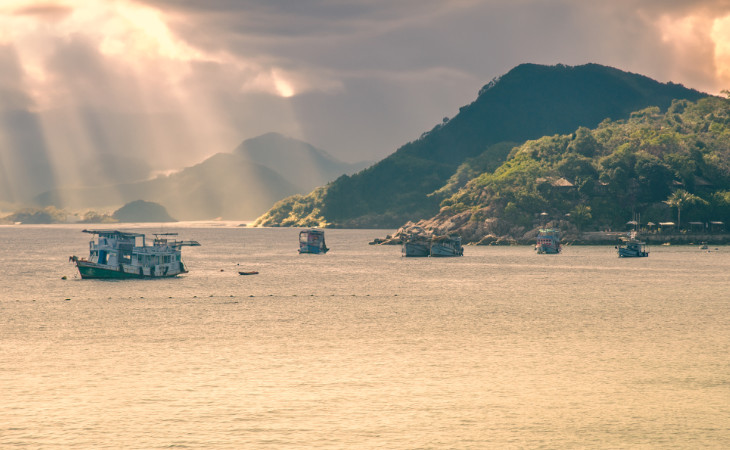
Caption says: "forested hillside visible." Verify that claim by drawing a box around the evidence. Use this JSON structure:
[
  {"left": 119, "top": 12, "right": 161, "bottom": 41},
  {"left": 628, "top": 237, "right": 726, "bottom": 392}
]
[
  {"left": 256, "top": 63, "right": 705, "bottom": 228},
  {"left": 406, "top": 96, "right": 730, "bottom": 243}
]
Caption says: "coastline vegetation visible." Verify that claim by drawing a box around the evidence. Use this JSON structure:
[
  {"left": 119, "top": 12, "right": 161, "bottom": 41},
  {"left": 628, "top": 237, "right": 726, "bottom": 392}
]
[
  {"left": 431, "top": 97, "right": 730, "bottom": 241},
  {"left": 255, "top": 63, "right": 705, "bottom": 229}
]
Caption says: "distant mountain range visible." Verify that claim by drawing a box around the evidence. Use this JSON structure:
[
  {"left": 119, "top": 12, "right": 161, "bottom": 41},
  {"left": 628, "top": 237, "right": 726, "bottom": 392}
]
[
  {"left": 234, "top": 132, "right": 369, "bottom": 192},
  {"left": 255, "top": 63, "right": 707, "bottom": 228},
  {"left": 34, "top": 133, "right": 369, "bottom": 220}
]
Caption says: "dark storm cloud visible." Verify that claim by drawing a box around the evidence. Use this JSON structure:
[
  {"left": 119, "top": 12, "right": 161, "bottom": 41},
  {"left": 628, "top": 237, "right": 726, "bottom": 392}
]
[{"left": 129, "top": 0, "right": 730, "bottom": 160}]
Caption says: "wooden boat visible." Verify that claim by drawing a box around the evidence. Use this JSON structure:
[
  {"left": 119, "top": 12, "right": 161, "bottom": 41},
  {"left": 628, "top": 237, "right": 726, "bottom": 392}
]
[
  {"left": 298, "top": 229, "right": 329, "bottom": 254},
  {"left": 238, "top": 271, "right": 259, "bottom": 275},
  {"left": 402, "top": 230, "right": 431, "bottom": 257},
  {"left": 70, "top": 229, "right": 200, "bottom": 279},
  {"left": 617, "top": 233, "right": 648, "bottom": 257},
  {"left": 430, "top": 235, "right": 464, "bottom": 257},
  {"left": 535, "top": 228, "right": 561, "bottom": 254}
]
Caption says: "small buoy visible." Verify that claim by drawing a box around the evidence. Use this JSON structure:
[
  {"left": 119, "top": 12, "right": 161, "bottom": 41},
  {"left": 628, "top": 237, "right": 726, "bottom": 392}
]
[
  {"left": 61, "top": 276, "right": 67, "bottom": 280},
  {"left": 220, "top": 269, "right": 224, "bottom": 272},
  {"left": 64, "top": 298, "right": 71, "bottom": 301},
  {"left": 249, "top": 294, "right": 254, "bottom": 297}
]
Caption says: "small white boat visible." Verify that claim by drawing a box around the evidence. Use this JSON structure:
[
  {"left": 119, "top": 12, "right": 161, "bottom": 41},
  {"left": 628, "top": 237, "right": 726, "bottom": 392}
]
[{"left": 70, "top": 229, "right": 200, "bottom": 279}]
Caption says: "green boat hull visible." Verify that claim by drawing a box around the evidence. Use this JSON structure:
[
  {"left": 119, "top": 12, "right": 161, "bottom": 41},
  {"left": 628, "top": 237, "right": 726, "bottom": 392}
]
[{"left": 75, "top": 261, "right": 185, "bottom": 279}]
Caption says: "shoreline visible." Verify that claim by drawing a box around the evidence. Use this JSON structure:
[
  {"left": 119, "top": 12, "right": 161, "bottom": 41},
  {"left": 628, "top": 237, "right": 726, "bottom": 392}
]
[{"left": 372, "top": 231, "right": 730, "bottom": 246}]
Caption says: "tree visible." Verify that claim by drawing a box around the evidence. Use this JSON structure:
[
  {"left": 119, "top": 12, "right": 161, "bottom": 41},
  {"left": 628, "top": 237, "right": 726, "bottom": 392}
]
[
  {"left": 571, "top": 205, "right": 592, "bottom": 230},
  {"left": 664, "top": 190, "right": 707, "bottom": 229}
]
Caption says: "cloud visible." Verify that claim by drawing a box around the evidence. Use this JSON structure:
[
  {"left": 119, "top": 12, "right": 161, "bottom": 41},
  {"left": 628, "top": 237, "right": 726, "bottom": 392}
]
[
  {"left": 1, "top": 0, "right": 730, "bottom": 203},
  {"left": 11, "top": 2, "right": 72, "bottom": 21}
]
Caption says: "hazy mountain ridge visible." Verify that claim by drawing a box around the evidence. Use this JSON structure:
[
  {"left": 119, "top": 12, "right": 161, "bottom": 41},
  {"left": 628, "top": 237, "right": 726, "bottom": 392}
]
[
  {"left": 31, "top": 134, "right": 360, "bottom": 220},
  {"left": 255, "top": 63, "right": 707, "bottom": 228},
  {"left": 234, "top": 132, "right": 371, "bottom": 192}
]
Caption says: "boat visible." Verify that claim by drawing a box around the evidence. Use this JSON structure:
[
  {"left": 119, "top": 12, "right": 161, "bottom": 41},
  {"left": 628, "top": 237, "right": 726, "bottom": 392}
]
[
  {"left": 535, "top": 228, "right": 561, "bottom": 254},
  {"left": 700, "top": 242, "right": 709, "bottom": 250},
  {"left": 298, "top": 229, "right": 329, "bottom": 254},
  {"left": 429, "top": 235, "right": 464, "bottom": 257},
  {"left": 70, "top": 229, "right": 200, "bottom": 279},
  {"left": 617, "top": 233, "right": 649, "bottom": 257},
  {"left": 238, "top": 271, "right": 259, "bottom": 275},
  {"left": 402, "top": 229, "right": 431, "bottom": 257}
]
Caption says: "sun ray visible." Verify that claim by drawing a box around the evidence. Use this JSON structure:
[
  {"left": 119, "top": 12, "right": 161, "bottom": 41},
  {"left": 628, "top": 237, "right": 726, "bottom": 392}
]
[{"left": 711, "top": 14, "right": 730, "bottom": 90}]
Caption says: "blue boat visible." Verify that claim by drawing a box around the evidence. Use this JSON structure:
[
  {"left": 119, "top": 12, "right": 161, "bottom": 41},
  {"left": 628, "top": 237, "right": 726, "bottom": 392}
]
[
  {"left": 298, "top": 229, "right": 329, "bottom": 254},
  {"left": 617, "top": 233, "right": 648, "bottom": 257},
  {"left": 429, "top": 235, "right": 463, "bottom": 257},
  {"left": 535, "top": 228, "right": 561, "bottom": 254},
  {"left": 402, "top": 229, "right": 431, "bottom": 257}
]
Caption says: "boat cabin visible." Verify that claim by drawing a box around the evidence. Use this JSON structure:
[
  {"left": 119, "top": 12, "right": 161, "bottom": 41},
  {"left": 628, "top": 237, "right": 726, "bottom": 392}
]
[{"left": 299, "top": 229, "right": 329, "bottom": 254}]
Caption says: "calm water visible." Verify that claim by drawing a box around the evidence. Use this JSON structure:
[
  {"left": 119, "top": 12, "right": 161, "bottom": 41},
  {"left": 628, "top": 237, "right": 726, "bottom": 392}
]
[{"left": 1, "top": 225, "right": 728, "bottom": 448}]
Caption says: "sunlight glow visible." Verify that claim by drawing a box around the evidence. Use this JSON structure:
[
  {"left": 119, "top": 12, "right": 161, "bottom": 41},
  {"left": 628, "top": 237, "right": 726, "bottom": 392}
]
[
  {"left": 656, "top": 12, "right": 724, "bottom": 93},
  {"left": 711, "top": 15, "right": 730, "bottom": 88},
  {"left": 97, "top": 1, "right": 203, "bottom": 62},
  {"left": 272, "top": 70, "right": 296, "bottom": 98}
]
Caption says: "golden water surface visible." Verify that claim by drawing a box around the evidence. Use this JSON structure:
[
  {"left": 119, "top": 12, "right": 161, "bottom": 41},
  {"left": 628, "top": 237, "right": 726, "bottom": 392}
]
[{"left": 1, "top": 226, "right": 728, "bottom": 448}]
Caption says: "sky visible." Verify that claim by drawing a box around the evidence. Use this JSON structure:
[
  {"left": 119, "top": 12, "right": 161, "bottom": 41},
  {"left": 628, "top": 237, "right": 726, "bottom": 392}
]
[{"left": 2, "top": 0, "right": 730, "bottom": 201}]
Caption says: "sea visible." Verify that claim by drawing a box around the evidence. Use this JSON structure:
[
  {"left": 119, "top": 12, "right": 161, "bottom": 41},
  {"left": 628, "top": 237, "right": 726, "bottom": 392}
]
[{"left": 1, "top": 224, "right": 728, "bottom": 449}]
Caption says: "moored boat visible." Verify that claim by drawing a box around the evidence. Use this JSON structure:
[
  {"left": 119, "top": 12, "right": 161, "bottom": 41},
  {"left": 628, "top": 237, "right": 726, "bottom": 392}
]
[
  {"left": 429, "top": 235, "right": 463, "bottom": 257},
  {"left": 617, "top": 233, "right": 648, "bottom": 257},
  {"left": 535, "top": 228, "right": 561, "bottom": 254},
  {"left": 298, "top": 229, "right": 328, "bottom": 254},
  {"left": 402, "top": 229, "right": 431, "bottom": 257},
  {"left": 70, "top": 229, "right": 200, "bottom": 279}
]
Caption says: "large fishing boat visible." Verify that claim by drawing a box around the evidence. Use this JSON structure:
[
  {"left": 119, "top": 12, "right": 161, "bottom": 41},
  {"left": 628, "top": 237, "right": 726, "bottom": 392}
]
[
  {"left": 298, "top": 229, "right": 329, "bottom": 254},
  {"left": 429, "top": 235, "right": 464, "bottom": 257},
  {"left": 402, "top": 228, "right": 431, "bottom": 257},
  {"left": 535, "top": 228, "right": 561, "bottom": 254},
  {"left": 617, "top": 233, "right": 649, "bottom": 257},
  {"left": 70, "top": 229, "right": 200, "bottom": 279}
]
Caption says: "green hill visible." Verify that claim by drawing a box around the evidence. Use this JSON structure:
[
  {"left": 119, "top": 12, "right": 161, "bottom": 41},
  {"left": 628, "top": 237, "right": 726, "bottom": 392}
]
[
  {"left": 256, "top": 63, "right": 706, "bottom": 228},
  {"left": 404, "top": 96, "right": 730, "bottom": 243}
]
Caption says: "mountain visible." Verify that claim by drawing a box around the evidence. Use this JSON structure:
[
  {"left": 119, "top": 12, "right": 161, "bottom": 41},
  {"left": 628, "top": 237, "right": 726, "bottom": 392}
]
[
  {"left": 393, "top": 96, "right": 730, "bottom": 244},
  {"left": 34, "top": 134, "right": 361, "bottom": 220},
  {"left": 35, "top": 153, "right": 299, "bottom": 220},
  {"left": 112, "top": 200, "right": 176, "bottom": 223},
  {"left": 234, "top": 132, "right": 370, "bottom": 191},
  {"left": 255, "top": 63, "right": 706, "bottom": 228}
]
